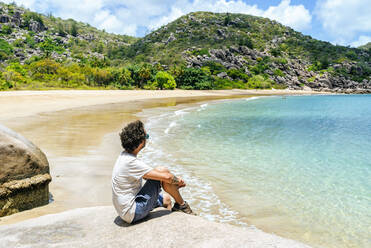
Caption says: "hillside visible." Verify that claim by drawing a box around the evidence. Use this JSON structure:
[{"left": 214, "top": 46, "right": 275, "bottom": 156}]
[
  {"left": 118, "top": 12, "right": 370, "bottom": 92},
  {"left": 0, "top": 3, "right": 370, "bottom": 92},
  {"left": 0, "top": 2, "right": 137, "bottom": 64},
  {"left": 359, "top": 42, "right": 371, "bottom": 50}
]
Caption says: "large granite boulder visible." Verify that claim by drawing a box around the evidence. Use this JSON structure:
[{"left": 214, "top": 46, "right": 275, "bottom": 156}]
[
  {"left": 0, "top": 206, "right": 312, "bottom": 248},
  {"left": 0, "top": 124, "right": 51, "bottom": 217}
]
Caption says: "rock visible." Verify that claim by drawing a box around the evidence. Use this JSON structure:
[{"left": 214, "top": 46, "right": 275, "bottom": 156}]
[
  {"left": 0, "top": 206, "right": 312, "bottom": 248},
  {"left": 11, "top": 11, "right": 21, "bottom": 26},
  {"left": 0, "top": 125, "right": 51, "bottom": 217},
  {"left": 216, "top": 29, "right": 226, "bottom": 38},
  {"left": 165, "top": 32, "right": 176, "bottom": 44},
  {"left": 216, "top": 72, "right": 228, "bottom": 78},
  {"left": 29, "top": 20, "right": 45, "bottom": 32},
  {"left": 303, "top": 85, "right": 312, "bottom": 91},
  {"left": 0, "top": 15, "right": 10, "bottom": 23},
  {"left": 276, "top": 76, "right": 285, "bottom": 84}
]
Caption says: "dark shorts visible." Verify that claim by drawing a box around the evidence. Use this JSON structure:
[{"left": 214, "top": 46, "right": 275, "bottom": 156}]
[{"left": 132, "top": 179, "right": 163, "bottom": 223}]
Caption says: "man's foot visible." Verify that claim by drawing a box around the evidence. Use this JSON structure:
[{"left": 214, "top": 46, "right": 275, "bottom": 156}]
[{"left": 172, "top": 201, "right": 196, "bottom": 215}]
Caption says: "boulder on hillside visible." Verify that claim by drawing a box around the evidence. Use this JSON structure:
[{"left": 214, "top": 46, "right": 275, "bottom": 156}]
[
  {"left": 0, "top": 15, "right": 10, "bottom": 23},
  {"left": 0, "top": 124, "right": 51, "bottom": 217}
]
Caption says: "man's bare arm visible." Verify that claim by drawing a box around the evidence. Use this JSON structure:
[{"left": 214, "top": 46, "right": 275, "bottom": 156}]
[{"left": 143, "top": 167, "right": 185, "bottom": 186}]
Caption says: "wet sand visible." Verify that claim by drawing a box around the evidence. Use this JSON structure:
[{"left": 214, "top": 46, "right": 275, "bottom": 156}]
[{"left": 0, "top": 89, "right": 326, "bottom": 225}]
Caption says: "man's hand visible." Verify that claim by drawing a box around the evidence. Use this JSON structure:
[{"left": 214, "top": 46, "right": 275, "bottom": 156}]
[{"left": 172, "top": 175, "right": 186, "bottom": 188}]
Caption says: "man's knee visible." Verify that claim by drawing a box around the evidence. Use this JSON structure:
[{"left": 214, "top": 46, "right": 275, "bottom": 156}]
[{"left": 155, "top": 166, "right": 170, "bottom": 173}]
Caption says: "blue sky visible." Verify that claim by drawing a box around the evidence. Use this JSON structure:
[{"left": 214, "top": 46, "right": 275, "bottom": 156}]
[{"left": 3, "top": 0, "right": 371, "bottom": 47}]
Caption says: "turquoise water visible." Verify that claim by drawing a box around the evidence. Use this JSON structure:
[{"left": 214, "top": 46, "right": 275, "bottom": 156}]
[{"left": 138, "top": 95, "right": 371, "bottom": 248}]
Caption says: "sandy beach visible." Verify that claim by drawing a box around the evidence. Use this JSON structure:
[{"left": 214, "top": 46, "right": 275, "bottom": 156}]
[{"left": 0, "top": 89, "right": 327, "bottom": 120}]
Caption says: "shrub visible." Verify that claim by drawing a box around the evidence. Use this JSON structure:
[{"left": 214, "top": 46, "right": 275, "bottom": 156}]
[
  {"left": 29, "top": 59, "right": 61, "bottom": 76},
  {"left": 213, "top": 78, "right": 246, "bottom": 89},
  {"left": 0, "top": 39, "right": 13, "bottom": 56},
  {"left": 7, "top": 62, "right": 27, "bottom": 76},
  {"left": 13, "top": 39, "right": 24, "bottom": 48},
  {"left": 0, "top": 79, "right": 13, "bottom": 90},
  {"left": 247, "top": 75, "right": 273, "bottom": 89},
  {"left": 273, "top": 69, "right": 285, "bottom": 77},
  {"left": 192, "top": 48, "right": 210, "bottom": 56},
  {"left": 0, "top": 51, "right": 8, "bottom": 60},
  {"left": 275, "top": 57, "right": 288, "bottom": 65},
  {"left": 70, "top": 22, "right": 78, "bottom": 37},
  {"left": 1, "top": 25, "right": 12, "bottom": 34},
  {"left": 23, "top": 12, "right": 44, "bottom": 28},
  {"left": 155, "top": 71, "right": 176, "bottom": 89},
  {"left": 238, "top": 37, "right": 254, "bottom": 49},
  {"left": 39, "top": 38, "right": 65, "bottom": 57},
  {"left": 203, "top": 61, "right": 225, "bottom": 74},
  {"left": 143, "top": 81, "right": 158, "bottom": 90},
  {"left": 270, "top": 48, "right": 281, "bottom": 57},
  {"left": 58, "top": 23, "right": 66, "bottom": 37},
  {"left": 25, "top": 35, "right": 36, "bottom": 48}
]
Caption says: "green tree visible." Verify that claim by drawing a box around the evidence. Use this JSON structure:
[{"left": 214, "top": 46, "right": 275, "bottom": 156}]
[
  {"left": 128, "top": 64, "right": 153, "bottom": 88},
  {"left": 176, "top": 68, "right": 213, "bottom": 90},
  {"left": 71, "top": 22, "right": 78, "bottom": 37},
  {"left": 224, "top": 13, "right": 231, "bottom": 26},
  {"left": 155, "top": 71, "right": 176, "bottom": 90},
  {"left": 118, "top": 68, "right": 133, "bottom": 87},
  {"left": 58, "top": 23, "right": 66, "bottom": 37}
]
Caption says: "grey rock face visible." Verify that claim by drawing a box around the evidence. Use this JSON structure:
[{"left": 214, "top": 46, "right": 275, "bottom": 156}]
[
  {"left": 28, "top": 20, "right": 45, "bottom": 32},
  {"left": 0, "top": 124, "right": 51, "bottom": 217}
]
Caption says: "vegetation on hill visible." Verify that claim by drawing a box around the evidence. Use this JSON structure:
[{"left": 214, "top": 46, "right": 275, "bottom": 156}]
[
  {"left": 358, "top": 42, "right": 371, "bottom": 51},
  {"left": 0, "top": 3, "right": 370, "bottom": 92}
]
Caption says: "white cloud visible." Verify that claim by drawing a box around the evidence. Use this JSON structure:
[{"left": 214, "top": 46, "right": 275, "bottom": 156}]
[
  {"left": 149, "top": 0, "right": 311, "bottom": 31},
  {"left": 4, "top": 0, "right": 312, "bottom": 36},
  {"left": 350, "top": 35, "right": 371, "bottom": 47},
  {"left": 315, "top": 0, "right": 371, "bottom": 41},
  {"left": 263, "top": 0, "right": 311, "bottom": 30}
]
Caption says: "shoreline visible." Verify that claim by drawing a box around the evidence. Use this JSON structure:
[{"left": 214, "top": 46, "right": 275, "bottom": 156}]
[
  {"left": 0, "top": 89, "right": 330, "bottom": 121},
  {"left": 0, "top": 89, "right": 330, "bottom": 246}
]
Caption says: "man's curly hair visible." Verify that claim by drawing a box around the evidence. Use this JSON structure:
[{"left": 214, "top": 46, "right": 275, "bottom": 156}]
[{"left": 119, "top": 120, "right": 146, "bottom": 153}]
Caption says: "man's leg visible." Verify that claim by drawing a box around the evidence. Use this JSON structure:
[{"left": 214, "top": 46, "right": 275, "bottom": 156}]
[
  {"left": 162, "top": 193, "right": 172, "bottom": 210},
  {"left": 154, "top": 166, "right": 195, "bottom": 215},
  {"left": 162, "top": 181, "right": 184, "bottom": 205},
  {"left": 132, "top": 179, "right": 162, "bottom": 223},
  {"left": 154, "top": 166, "right": 185, "bottom": 205}
]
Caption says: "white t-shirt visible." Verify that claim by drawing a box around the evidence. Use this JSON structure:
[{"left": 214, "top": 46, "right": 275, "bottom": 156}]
[{"left": 112, "top": 151, "right": 153, "bottom": 223}]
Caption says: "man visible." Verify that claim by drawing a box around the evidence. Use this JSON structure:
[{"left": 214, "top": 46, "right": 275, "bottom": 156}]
[{"left": 112, "top": 120, "right": 194, "bottom": 224}]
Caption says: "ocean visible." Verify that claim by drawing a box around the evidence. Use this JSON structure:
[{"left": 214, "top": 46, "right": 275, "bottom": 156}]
[{"left": 137, "top": 95, "right": 371, "bottom": 248}]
